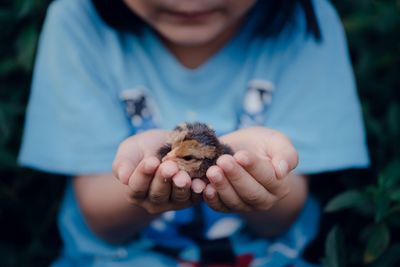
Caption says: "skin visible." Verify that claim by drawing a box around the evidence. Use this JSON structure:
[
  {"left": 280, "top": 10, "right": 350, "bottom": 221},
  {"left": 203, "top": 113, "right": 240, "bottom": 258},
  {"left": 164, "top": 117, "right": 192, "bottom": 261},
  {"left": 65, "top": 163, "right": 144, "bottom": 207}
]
[
  {"left": 122, "top": 0, "right": 256, "bottom": 68},
  {"left": 75, "top": 128, "right": 307, "bottom": 243},
  {"left": 73, "top": 0, "right": 309, "bottom": 244}
]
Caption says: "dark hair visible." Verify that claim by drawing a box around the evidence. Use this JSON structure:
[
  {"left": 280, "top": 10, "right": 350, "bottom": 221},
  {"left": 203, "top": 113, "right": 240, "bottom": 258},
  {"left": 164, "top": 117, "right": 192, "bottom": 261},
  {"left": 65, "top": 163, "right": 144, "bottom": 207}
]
[{"left": 92, "top": 0, "right": 321, "bottom": 41}]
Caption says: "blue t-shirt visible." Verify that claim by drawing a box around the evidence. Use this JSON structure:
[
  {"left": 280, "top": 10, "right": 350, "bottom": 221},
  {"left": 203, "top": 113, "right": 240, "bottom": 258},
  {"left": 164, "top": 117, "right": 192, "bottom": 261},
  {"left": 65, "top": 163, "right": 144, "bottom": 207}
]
[{"left": 19, "top": 0, "right": 369, "bottom": 266}]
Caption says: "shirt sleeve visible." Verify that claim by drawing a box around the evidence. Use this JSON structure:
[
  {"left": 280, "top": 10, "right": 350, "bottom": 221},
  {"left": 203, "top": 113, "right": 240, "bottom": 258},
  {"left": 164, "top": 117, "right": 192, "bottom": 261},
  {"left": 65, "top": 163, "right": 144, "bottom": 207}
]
[
  {"left": 18, "top": 0, "right": 131, "bottom": 175},
  {"left": 266, "top": 0, "right": 370, "bottom": 174}
]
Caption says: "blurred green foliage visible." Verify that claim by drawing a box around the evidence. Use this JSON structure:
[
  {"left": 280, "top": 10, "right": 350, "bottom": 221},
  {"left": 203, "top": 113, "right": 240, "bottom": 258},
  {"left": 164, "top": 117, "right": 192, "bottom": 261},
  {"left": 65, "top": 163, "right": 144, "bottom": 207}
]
[
  {"left": 0, "top": 0, "right": 64, "bottom": 266},
  {"left": 321, "top": 0, "right": 400, "bottom": 266},
  {"left": 0, "top": 0, "right": 399, "bottom": 266}
]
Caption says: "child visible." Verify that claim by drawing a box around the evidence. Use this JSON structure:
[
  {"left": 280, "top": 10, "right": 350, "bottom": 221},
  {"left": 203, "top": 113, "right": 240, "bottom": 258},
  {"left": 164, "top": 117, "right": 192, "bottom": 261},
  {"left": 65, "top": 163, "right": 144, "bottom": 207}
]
[{"left": 19, "top": 0, "right": 369, "bottom": 266}]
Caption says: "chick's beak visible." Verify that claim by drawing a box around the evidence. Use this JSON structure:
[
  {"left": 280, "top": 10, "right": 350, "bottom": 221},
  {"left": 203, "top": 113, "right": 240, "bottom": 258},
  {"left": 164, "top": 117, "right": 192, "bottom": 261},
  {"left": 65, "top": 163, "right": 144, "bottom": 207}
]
[{"left": 162, "top": 150, "right": 177, "bottom": 162}]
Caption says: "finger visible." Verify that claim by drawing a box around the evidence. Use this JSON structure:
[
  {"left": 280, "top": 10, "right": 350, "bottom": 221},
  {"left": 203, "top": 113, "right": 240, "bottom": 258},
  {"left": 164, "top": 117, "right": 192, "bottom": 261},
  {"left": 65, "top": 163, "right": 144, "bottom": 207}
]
[
  {"left": 191, "top": 178, "right": 206, "bottom": 194},
  {"left": 171, "top": 171, "right": 191, "bottom": 203},
  {"left": 113, "top": 138, "right": 144, "bottom": 184},
  {"left": 148, "top": 160, "right": 178, "bottom": 204},
  {"left": 189, "top": 179, "right": 206, "bottom": 203},
  {"left": 203, "top": 184, "right": 230, "bottom": 213},
  {"left": 128, "top": 157, "right": 160, "bottom": 199},
  {"left": 271, "top": 157, "right": 291, "bottom": 179},
  {"left": 265, "top": 131, "right": 299, "bottom": 179},
  {"left": 234, "top": 151, "right": 282, "bottom": 195},
  {"left": 206, "top": 165, "right": 251, "bottom": 211},
  {"left": 113, "top": 159, "right": 135, "bottom": 185},
  {"left": 217, "top": 155, "right": 273, "bottom": 210}
]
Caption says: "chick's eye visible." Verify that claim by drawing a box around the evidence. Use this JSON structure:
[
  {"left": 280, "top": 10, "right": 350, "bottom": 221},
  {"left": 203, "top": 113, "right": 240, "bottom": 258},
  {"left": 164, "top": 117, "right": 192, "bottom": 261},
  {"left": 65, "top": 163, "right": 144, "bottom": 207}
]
[{"left": 182, "top": 155, "right": 195, "bottom": 161}]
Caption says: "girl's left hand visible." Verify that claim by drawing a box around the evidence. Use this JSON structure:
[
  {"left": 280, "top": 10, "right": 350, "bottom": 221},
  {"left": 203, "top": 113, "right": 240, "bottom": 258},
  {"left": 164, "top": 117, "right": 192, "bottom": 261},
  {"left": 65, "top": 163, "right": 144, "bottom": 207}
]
[{"left": 203, "top": 127, "right": 299, "bottom": 213}]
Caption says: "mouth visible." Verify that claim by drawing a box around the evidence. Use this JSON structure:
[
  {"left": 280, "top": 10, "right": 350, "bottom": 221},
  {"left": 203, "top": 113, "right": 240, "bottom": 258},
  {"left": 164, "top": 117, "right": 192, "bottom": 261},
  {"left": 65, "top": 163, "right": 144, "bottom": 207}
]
[{"left": 161, "top": 9, "right": 219, "bottom": 23}]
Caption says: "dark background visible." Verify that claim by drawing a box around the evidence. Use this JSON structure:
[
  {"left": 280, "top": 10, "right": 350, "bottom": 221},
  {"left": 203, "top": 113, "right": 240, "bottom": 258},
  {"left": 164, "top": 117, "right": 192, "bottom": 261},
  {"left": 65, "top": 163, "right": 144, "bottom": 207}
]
[{"left": 0, "top": 0, "right": 399, "bottom": 266}]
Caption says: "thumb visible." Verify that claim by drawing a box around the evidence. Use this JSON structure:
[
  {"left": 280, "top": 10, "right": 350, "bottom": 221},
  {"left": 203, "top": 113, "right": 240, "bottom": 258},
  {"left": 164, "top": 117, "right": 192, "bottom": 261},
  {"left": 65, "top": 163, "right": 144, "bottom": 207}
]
[
  {"left": 112, "top": 137, "right": 144, "bottom": 185},
  {"left": 112, "top": 159, "right": 137, "bottom": 185},
  {"left": 266, "top": 132, "right": 299, "bottom": 179},
  {"left": 270, "top": 150, "right": 299, "bottom": 179}
]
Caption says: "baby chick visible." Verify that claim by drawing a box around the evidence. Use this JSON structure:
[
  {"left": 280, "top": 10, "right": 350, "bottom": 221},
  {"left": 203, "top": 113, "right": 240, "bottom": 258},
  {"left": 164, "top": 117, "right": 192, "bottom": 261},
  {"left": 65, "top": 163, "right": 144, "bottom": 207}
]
[{"left": 158, "top": 122, "right": 233, "bottom": 180}]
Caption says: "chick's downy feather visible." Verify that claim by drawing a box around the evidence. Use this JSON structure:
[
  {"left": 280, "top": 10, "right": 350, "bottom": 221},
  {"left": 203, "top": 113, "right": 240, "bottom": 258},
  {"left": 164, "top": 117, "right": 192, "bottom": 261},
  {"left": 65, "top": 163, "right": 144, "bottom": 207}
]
[{"left": 157, "top": 122, "right": 233, "bottom": 180}]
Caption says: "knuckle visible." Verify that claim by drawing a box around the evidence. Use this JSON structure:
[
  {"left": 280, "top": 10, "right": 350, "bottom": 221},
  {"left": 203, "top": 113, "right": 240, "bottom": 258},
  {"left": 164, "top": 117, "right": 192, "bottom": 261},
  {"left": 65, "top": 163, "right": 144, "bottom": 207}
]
[
  {"left": 263, "top": 175, "right": 275, "bottom": 187},
  {"left": 149, "top": 192, "right": 168, "bottom": 204},
  {"left": 173, "top": 192, "right": 190, "bottom": 203},
  {"left": 243, "top": 191, "right": 264, "bottom": 205},
  {"left": 257, "top": 197, "right": 275, "bottom": 211},
  {"left": 130, "top": 189, "right": 147, "bottom": 199}
]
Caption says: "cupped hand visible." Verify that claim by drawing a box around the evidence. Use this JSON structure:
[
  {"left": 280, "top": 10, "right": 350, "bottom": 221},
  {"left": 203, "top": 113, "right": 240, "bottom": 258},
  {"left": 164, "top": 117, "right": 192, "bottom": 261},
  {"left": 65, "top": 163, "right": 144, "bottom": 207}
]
[
  {"left": 203, "top": 127, "right": 299, "bottom": 213},
  {"left": 112, "top": 130, "right": 203, "bottom": 214}
]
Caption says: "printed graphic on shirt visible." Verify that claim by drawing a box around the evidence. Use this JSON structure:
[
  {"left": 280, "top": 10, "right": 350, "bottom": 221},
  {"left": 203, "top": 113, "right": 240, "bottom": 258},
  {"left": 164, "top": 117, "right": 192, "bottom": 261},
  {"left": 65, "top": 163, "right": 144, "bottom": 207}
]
[
  {"left": 239, "top": 79, "right": 274, "bottom": 128},
  {"left": 144, "top": 204, "right": 244, "bottom": 265},
  {"left": 120, "top": 87, "right": 159, "bottom": 132}
]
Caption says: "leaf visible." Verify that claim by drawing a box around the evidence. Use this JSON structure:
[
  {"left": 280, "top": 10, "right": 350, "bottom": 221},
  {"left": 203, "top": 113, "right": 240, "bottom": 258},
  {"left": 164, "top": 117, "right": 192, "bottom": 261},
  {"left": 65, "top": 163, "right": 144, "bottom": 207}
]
[
  {"left": 16, "top": 24, "right": 38, "bottom": 72},
  {"left": 0, "top": 57, "right": 19, "bottom": 76},
  {"left": 389, "top": 189, "right": 400, "bottom": 202},
  {"left": 13, "top": 0, "right": 37, "bottom": 18},
  {"left": 375, "top": 189, "right": 391, "bottom": 222},
  {"left": 0, "top": 147, "right": 18, "bottom": 170},
  {"left": 324, "top": 190, "right": 368, "bottom": 213},
  {"left": 363, "top": 223, "right": 390, "bottom": 264},
  {"left": 371, "top": 244, "right": 400, "bottom": 267},
  {"left": 387, "top": 103, "right": 400, "bottom": 138},
  {"left": 380, "top": 160, "right": 400, "bottom": 188},
  {"left": 387, "top": 205, "right": 400, "bottom": 217},
  {"left": 322, "top": 226, "right": 346, "bottom": 267}
]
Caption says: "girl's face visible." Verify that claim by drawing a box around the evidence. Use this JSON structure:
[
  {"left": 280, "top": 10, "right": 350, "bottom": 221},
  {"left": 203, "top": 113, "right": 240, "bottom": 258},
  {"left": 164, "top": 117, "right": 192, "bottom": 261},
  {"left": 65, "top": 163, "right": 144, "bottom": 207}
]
[{"left": 123, "top": 0, "right": 256, "bottom": 47}]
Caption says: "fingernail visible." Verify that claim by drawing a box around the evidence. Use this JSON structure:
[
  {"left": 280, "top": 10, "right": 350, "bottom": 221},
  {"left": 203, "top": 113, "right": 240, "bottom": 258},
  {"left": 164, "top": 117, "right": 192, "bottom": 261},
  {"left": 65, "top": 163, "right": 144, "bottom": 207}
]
[
  {"left": 205, "top": 187, "right": 215, "bottom": 199},
  {"left": 278, "top": 160, "right": 289, "bottom": 176},
  {"left": 211, "top": 172, "right": 222, "bottom": 183},
  {"left": 192, "top": 179, "right": 205, "bottom": 194},
  {"left": 174, "top": 177, "right": 186, "bottom": 188}
]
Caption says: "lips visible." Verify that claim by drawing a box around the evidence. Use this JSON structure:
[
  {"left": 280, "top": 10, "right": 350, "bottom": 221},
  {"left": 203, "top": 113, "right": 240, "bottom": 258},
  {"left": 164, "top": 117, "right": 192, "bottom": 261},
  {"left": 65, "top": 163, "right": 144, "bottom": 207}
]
[{"left": 161, "top": 9, "right": 218, "bottom": 23}]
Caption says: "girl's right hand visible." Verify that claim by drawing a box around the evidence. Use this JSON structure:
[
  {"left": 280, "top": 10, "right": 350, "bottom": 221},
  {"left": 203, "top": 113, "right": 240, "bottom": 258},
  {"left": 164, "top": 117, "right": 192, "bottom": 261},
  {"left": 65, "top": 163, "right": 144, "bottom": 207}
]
[{"left": 112, "top": 130, "right": 200, "bottom": 215}]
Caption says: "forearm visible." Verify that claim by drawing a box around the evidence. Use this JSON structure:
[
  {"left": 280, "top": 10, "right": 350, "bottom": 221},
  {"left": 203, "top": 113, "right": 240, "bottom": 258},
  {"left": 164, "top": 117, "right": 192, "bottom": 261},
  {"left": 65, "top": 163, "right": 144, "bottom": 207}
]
[
  {"left": 241, "top": 174, "right": 308, "bottom": 237},
  {"left": 73, "top": 174, "right": 157, "bottom": 244}
]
